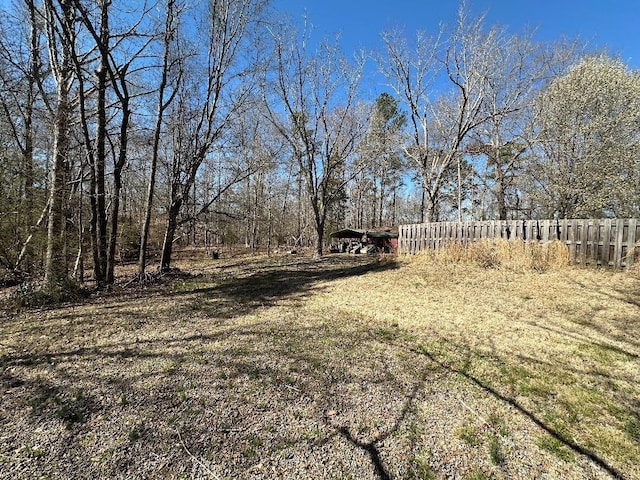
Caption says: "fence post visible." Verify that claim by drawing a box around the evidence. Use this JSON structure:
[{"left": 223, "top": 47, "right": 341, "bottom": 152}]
[
  {"left": 592, "top": 220, "right": 601, "bottom": 265},
  {"left": 614, "top": 218, "right": 625, "bottom": 268},
  {"left": 627, "top": 218, "right": 637, "bottom": 267},
  {"left": 601, "top": 219, "right": 612, "bottom": 266},
  {"left": 576, "top": 220, "right": 586, "bottom": 265},
  {"left": 541, "top": 220, "right": 550, "bottom": 242}
]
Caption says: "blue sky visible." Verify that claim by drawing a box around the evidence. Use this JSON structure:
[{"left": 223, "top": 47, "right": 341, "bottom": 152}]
[
  {"left": 272, "top": 0, "right": 639, "bottom": 199},
  {"left": 273, "top": 0, "right": 639, "bottom": 70}
]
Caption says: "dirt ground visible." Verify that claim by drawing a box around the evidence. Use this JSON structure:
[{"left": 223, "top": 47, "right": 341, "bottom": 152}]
[{"left": 1, "top": 252, "right": 639, "bottom": 479}]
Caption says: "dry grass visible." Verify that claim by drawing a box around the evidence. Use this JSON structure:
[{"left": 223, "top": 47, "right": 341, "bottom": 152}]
[
  {"left": 1, "top": 251, "right": 639, "bottom": 479},
  {"left": 423, "top": 239, "right": 570, "bottom": 272}
]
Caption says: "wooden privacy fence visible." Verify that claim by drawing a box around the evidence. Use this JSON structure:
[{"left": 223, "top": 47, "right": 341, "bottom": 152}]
[{"left": 398, "top": 218, "right": 640, "bottom": 267}]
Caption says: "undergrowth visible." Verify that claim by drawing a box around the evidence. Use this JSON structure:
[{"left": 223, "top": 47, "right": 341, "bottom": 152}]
[{"left": 5, "top": 279, "right": 87, "bottom": 311}]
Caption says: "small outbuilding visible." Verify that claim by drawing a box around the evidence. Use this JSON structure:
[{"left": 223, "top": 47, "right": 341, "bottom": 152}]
[{"left": 329, "top": 228, "right": 398, "bottom": 254}]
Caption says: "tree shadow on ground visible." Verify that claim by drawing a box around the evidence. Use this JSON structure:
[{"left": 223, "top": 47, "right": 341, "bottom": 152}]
[
  {"left": 0, "top": 275, "right": 431, "bottom": 479},
  {"left": 4, "top": 314, "right": 632, "bottom": 479},
  {"left": 564, "top": 274, "right": 640, "bottom": 348},
  {"left": 334, "top": 378, "right": 424, "bottom": 480},
  {"left": 1, "top": 255, "right": 635, "bottom": 479},
  {"left": 403, "top": 338, "right": 632, "bottom": 480},
  {"left": 166, "top": 255, "right": 400, "bottom": 319}
]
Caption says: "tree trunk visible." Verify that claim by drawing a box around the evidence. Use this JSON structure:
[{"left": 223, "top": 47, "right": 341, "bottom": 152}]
[
  {"left": 74, "top": 202, "right": 84, "bottom": 283},
  {"left": 105, "top": 59, "right": 131, "bottom": 282},
  {"left": 296, "top": 172, "right": 303, "bottom": 246},
  {"left": 420, "top": 186, "right": 426, "bottom": 223},
  {"left": 313, "top": 220, "right": 324, "bottom": 257},
  {"left": 160, "top": 201, "right": 182, "bottom": 272},
  {"left": 138, "top": 99, "right": 164, "bottom": 274},
  {"left": 423, "top": 189, "right": 438, "bottom": 224},
  {"left": 106, "top": 175, "right": 122, "bottom": 284},
  {"left": 23, "top": 0, "right": 39, "bottom": 215},
  {"left": 371, "top": 181, "right": 378, "bottom": 229},
  {"left": 89, "top": 153, "right": 102, "bottom": 282},
  {"left": 496, "top": 176, "right": 507, "bottom": 220},
  {"left": 391, "top": 187, "right": 397, "bottom": 226},
  {"left": 95, "top": 2, "right": 109, "bottom": 286},
  {"left": 457, "top": 156, "right": 462, "bottom": 222},
  {"left": 43, "top": 0, "right": 73, "bottom": 290},
  {"left": 106, "top": 132, "right": 126, "bottom": 283},
  {"left": 43, "top": 204, "right": 67, "bottom": 287},
  {"left": 493, "top": 152, "right": 508, "bottom": 220},
  {"left": 244, "top": 176, "right": 252, "bottom": 249},
  {"left": 312, "top": 198, "right": 325, "bottom": 257},
  {"left": 378, "top": 177, "right": 385, "bottom": 227},
  {"left": 266, "top": 191, "right": 273, "bottom": 255}
]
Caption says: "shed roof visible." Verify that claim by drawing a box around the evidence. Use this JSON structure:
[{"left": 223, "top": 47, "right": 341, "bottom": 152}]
[
  {"left": 329, "top": 228, "right": 365, "bottom": 239},
  {"left": 367, "top": 230, "right": 398, "bottom": 239},
  {"left": 329, "top": 228, "right": 398, "bottom": 239}
]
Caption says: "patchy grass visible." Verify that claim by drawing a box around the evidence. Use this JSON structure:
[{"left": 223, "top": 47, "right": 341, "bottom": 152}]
[
  {"left": 488, "top": 435, "right": 504, "bottom": 466},
  {"left": 536, "top": 434, "right": 576, "bottom": 463},
  {"left": 458, "top": 423, "right": 482, "bottom": 447},
  {"left": 0, "top": 251, "right": 638, "bottom": 479}
]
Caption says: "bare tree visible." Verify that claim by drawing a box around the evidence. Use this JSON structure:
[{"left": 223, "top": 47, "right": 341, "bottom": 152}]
[
  {"left": 265, "top": 23, "right": 367, "bottom": 256},
  {"left": 0, "top": 0, "right": 43, "bottom": 205},
  {"left": 138, "top": 0, "right": 182, "bottom": 276},
  {"left": 357, "top": 92, "right": 406, "bottom": 227},
  {"left": 467, "top": 32, "right": 586, "bottom": 220},
  {"left": 379, "top": 26, "right": 441, "bottom": 222},
  {"left": 158, "top": 0, "right": 268, "bottom": 271},
  {"left": 465, "top": 31, "right": 541, "bottom": 220},
  {"left": 0, "top": 0, "right": 50, "bottom": 277},
  {"left": 229, "top": 109, "right": 284, "bottom": 253},
  {"left": 42, "top": 0, "right": 75, "bottom": 289},
  {"left": 72, "top": 0, "right": 154, "bottom": 284},
  {"left": 380, "top": 7, "right": 509, "bottom": 222}
]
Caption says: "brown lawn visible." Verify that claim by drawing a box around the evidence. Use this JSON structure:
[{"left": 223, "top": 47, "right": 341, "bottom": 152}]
[{"left": 1, "top": 251, "right": 638, "bottom": 479}]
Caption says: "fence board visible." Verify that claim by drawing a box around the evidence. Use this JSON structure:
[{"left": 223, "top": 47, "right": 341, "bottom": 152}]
[
  {"left": 615, "top": 219, "right": 625, "bottom": 268},
  {"left": 577, "top": 220, "right": 586, "bottom": 265},
  {"left": 397, "top": 218, "right": 638, "bottom": 268},
  {"left": 567, "top": 220, "right": 576, "bottom": 262},
  {"left": 627, "top": 219, "right": 637, "bottom": 267},
  {"left": 602, "top": 219, "right": 612, "bottom": 266}
]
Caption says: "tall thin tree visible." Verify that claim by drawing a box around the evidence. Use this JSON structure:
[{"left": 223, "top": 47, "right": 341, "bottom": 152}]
[{"left": 43, "top": 0, "right": 75, "bottom": 289}]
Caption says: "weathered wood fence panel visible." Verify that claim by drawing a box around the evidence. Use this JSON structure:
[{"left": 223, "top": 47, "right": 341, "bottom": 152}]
[{"left": 398, "top": 219, "right": 640, "bottom": 267}]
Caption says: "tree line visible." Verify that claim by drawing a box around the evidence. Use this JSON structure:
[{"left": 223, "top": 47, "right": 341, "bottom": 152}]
[{"left": 0, "top": 0, "right": 638, "bottom": 291}]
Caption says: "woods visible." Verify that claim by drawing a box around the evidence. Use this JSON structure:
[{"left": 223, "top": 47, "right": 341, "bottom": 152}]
[{"left": 0, "top": 0, "right": 639, "bottom": 289}]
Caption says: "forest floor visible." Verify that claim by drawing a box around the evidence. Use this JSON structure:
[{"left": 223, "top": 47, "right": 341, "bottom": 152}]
[{"left": 1, "top": 251, "right": 639, "bottom": 479}]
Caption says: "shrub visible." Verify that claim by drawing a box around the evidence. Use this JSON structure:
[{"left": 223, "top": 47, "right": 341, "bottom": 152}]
[
  {"left": 469, "top": 241, "right": 502, "bottom": 269},
  {"left": 7, "top": 279, "right": 86, "bottom": 310},
  {"left": 433, "top": 241, "right": 467, "bottom": 264},
  {"left": 118, "top": 216, "right": 141, "bottom": 262}
]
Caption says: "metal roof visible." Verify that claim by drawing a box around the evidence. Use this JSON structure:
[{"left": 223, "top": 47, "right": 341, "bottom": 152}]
[
  {"left": 329, "top": 229, "right": 398, "bottom": 239},
  {"left": 329, "top": 229, "right": 365, "bottom": 238}
]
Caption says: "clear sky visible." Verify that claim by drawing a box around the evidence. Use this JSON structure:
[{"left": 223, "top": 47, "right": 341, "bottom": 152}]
[{"left": 272, "top": 0, "right": 639, "bottom": 70}]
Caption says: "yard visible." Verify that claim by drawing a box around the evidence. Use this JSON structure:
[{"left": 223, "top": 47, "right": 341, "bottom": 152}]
[{"left": 1, "top": 252, "right": 639, "bottom": 479}]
